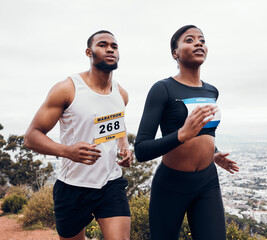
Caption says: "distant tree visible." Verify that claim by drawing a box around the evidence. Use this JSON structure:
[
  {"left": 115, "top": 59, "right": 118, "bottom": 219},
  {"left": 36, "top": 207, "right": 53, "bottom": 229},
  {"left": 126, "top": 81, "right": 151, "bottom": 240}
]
[
  {"left": 0, "top": 124, "right": 53, "bottom": 191},
  {"left": 0, "top": 125, "right": 11, "bottom": 186},
  {"left": 226, "top": 213, "right": 267, "bottom": 237},
  {"left": 121, "top": 133, "right": 157, "bottom": 199}
]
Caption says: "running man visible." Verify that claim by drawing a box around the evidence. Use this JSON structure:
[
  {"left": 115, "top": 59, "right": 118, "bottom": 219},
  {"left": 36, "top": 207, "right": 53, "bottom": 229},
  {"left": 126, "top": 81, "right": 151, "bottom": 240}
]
[{"left": 25, "top": 30, "right": 133, "bottom": 240}]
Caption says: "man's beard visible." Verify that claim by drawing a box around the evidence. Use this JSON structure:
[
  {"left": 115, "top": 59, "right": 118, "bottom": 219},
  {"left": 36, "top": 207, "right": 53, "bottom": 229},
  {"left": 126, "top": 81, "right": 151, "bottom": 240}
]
[
  {"left": 95, "top": 61, "right": 118, "bottom": 71},
  {"left": 92, "top": 51, "right": 118, "bottom": 72}
]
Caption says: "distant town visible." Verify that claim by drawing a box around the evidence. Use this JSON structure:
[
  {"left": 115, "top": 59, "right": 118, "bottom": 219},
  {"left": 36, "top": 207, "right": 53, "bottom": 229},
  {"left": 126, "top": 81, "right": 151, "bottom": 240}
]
[{"left": 217, "top": 140, "right": 267, "bottom": 225}]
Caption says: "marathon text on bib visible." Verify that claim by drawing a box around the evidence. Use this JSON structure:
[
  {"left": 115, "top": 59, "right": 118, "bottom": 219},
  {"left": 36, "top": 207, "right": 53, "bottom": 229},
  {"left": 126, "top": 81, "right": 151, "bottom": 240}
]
[
  {"left": 94, "top": 111, "right": 126, "bottom": 144},
  {"left": 182, "top": 98, "right": 221, "bottom": 128}
]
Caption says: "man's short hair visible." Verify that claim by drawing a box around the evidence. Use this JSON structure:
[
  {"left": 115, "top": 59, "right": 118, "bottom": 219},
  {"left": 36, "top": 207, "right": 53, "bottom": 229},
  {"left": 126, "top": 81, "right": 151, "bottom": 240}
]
[{"left": 87, "top": 30, "right": 114, "bottom": 48}]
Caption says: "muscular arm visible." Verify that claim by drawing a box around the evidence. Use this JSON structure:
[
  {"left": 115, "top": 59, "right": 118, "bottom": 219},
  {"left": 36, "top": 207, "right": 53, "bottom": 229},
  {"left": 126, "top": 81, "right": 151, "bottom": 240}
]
[
  {"left": 24, "top": 79, "right": 71, "bottom": 156},
  {"left": 134, "top": 82, "right": 182, "bottom": 162},
  {"left": 24, "top": 78, "right": 101, "bottom": 164}
]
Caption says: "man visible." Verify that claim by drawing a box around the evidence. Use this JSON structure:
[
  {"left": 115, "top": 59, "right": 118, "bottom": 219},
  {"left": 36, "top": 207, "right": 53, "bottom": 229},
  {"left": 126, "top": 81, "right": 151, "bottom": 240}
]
[{"left": 25, "top": 30, "right": 133, "bottom": 240}]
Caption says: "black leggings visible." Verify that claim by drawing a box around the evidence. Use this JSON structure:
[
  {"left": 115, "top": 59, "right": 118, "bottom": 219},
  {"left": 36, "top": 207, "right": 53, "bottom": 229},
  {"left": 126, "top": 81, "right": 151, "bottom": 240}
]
[{"left": 149, "top": 162, "right": 226, "bottom": 240}]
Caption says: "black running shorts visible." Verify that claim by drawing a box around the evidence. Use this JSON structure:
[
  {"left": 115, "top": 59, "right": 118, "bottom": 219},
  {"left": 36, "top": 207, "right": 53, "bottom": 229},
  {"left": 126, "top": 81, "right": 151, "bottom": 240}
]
[{"left": 53, "top": 177, "right": 130, "bottom": 238}]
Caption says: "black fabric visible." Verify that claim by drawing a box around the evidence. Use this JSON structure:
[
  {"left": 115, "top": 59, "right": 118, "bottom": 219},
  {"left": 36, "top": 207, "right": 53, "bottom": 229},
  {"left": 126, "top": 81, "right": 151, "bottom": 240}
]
[
  {"left": 149, "top": 162, "right": 226, "bottom": 240},
  {"left": 53, "top": 177, "right": 130, "bottom": 238},
  {"left": 135, "top": 77, "right": 219, "bottom": 162}
]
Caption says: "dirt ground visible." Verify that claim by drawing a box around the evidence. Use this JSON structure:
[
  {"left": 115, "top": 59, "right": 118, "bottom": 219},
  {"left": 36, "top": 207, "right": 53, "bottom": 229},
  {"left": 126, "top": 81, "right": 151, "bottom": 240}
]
[
  {"left": 0, "top": 215, "right": 59, "bottom": 240},
  {"left": 0, "top": 202, "right": 58, "bottom": 240}
]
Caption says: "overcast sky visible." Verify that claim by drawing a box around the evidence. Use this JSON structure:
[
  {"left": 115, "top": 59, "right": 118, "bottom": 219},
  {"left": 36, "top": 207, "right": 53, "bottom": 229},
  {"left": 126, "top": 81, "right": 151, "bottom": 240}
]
[{"left": 1, "top": 0, "right": 267, "bottom": 143}]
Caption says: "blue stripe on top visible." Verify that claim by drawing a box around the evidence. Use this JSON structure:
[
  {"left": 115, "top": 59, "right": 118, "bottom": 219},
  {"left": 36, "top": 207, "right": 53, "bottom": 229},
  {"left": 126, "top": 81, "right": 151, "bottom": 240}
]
[
  {"left": 203, "top": 120, "right": 220, "bottom": 129},
  {"left": 183, "top": 97, "right": 216, "bottom": 104}
]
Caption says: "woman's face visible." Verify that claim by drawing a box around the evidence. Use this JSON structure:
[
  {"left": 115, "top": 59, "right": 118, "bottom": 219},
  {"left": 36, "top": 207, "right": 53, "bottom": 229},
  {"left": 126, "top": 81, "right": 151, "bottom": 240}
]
[{"left": 173, "top": 28, "right": 208, "bottom": 68}]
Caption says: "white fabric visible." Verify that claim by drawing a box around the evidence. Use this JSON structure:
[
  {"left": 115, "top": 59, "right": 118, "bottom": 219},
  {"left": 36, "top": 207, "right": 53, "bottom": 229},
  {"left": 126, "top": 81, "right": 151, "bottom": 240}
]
[{"left": 57, "top": 73, "right": 124, "bottom": 188}]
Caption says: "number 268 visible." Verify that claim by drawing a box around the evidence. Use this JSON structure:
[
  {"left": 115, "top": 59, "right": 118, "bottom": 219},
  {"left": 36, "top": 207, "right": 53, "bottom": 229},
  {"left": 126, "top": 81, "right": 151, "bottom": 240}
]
[{"left": 99, "top": 121, "right": 120, "bottom": 134}]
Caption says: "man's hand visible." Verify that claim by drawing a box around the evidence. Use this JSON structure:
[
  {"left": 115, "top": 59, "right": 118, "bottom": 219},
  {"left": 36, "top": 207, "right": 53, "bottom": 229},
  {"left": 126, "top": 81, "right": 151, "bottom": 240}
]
[
  {"left": 117, "top": 149, "right": 133, "bottom": 167},
  {"left": 66, "top": 142, "right": 101, "bottom": 165},
  {"left": 213, "top": 152, "right": 239, "bottom": 174}
]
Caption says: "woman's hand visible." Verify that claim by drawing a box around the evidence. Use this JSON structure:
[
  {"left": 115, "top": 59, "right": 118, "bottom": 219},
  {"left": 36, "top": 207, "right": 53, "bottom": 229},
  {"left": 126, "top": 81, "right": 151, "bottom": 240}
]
[
  {"left": 178, "top": 105, "right": 217, "bottom": 142},
  {"left": 213, "top": 152, "right": 239, "bottom": 174}
]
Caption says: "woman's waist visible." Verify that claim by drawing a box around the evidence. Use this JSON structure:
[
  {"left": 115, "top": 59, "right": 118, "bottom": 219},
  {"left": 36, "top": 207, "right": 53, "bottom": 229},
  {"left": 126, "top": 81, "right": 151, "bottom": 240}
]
[
  {"left": 162, "top": 135, "right": 215, "bottom": 171},
  {"left": 153, "top": 161, "right": 219, "bottom": 194}
]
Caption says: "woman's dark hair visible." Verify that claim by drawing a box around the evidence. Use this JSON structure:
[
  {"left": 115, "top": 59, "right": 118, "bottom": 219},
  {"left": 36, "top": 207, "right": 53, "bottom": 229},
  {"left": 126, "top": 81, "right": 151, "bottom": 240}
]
[
  {"left": 87, "top": 30, "right": 114, "bottom": 48},
  {"left": 170, "top": 25, "right": 199, "bottom": 55}
]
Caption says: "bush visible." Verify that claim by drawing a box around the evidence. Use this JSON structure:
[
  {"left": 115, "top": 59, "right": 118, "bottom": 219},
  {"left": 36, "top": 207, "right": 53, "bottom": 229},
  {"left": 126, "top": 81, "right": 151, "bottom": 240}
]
[
  {"left": 8, "top": 185, "right": 32, "bottom": 199},
  {"left": 1, "top": 194, "right": 27, "bottom": 214},
  {"left": 130, "top": 193, "right": 150, "bottom": 240},
  {"left": 21, "top": 185, "right": 55, "bottom": 229},
  {"left": 226, "top": 221, "right": 265, "bottom": 240},
  {"left": 179, "top": 215, "right": 192, "bottom": 240},
  {"left": 85, "top": 219, "right": 103, "bottom": 239}
]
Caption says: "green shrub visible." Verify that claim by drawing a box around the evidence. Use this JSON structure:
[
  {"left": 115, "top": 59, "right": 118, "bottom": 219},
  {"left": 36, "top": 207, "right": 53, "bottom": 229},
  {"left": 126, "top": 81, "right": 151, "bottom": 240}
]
[
  {"left": 85, "top": 219, "right": 103, "bottom": 239},
  {"left": 8, "top": 185, "right": 32, "bottom": 199},
  {"left": 226, "top": 221, "right": 265, "bottom": 240},
  {"left": 130, "top": 193, "right": 150, "bottom": 240},
  {"left": 1, "top": 194, "right": 27, "bottom": 214},
  {"left": 178, "top": 215, "right": 192, "bottom": 240},
  {"left": 21, "top": 185, "right": 55, "bottom": 229}
]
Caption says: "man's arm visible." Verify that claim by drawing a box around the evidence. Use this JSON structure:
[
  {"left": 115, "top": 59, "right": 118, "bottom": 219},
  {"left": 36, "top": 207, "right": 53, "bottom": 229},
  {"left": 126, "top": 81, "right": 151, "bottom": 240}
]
[{"left": 24, "top": 78, "right": 101, "bottom": 165}]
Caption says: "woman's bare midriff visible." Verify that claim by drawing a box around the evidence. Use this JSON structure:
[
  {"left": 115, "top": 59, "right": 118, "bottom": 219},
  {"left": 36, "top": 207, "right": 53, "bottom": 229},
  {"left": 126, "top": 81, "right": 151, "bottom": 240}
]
[{"left": 162, "top": 135, "right": 215, "bottom": 172}]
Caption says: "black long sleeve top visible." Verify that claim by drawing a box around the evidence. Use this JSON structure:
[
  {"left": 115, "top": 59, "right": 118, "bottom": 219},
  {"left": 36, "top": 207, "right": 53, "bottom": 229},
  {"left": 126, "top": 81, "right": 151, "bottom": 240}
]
[{"left": 134, "top": 77, "right": 220, "bottom": 162}]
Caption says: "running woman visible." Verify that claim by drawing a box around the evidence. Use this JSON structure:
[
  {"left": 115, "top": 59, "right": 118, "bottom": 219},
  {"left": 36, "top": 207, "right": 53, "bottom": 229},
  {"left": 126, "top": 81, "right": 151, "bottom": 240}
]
[{"left": 134, "top": 25, "right": 238, "bottom": 240}]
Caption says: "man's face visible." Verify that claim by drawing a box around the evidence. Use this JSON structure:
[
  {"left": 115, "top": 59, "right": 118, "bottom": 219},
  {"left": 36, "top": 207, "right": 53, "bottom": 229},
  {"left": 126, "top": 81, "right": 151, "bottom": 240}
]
[{"left": 87, "top": 33, "right": 119, "bottom": 72}]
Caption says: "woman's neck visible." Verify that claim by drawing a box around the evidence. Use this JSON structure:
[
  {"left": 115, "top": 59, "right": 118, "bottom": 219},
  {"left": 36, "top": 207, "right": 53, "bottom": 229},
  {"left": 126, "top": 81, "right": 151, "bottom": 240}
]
[{"left": 174, "top": 66, "right": 202, "bottom": 87}]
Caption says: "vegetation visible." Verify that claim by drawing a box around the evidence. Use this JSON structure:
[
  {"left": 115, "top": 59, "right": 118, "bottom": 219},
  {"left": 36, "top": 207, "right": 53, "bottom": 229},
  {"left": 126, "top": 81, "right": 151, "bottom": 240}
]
[
  {"left": 1, "top": 194, "right": 27, "bottom": 214},
  {"left": 7, "top": 185, "right": 32, "bottom": 199},
  {"left": 0, "top": 124, "right": 53, "bottom": 191},
  {"left": 129, "top": 193, "right": 150, "bottom": 240},
  {"left": 226, "top": 213, "right": 267, "bottom": 237},
  {"left": 86, "top": 219, "right": 103, "bottom": 239},
  {"left": 20, "top": 185, "right": 55, "bottom": 229},
  {"left": 121, "top": 133, "right": 157, "bottom": 199}
]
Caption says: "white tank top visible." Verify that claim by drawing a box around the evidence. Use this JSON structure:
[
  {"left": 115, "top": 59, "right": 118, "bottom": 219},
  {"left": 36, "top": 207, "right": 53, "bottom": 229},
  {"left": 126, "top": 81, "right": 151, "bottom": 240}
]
[{"left": 57, "top": 73, "right": 125, "bottom": 188}]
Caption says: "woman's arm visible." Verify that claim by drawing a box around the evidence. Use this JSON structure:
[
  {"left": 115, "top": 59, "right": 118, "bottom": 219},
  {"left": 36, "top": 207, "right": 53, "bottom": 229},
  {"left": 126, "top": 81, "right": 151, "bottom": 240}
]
[{"left": 134, "top": 82, "right": 183, "bottom": 162}]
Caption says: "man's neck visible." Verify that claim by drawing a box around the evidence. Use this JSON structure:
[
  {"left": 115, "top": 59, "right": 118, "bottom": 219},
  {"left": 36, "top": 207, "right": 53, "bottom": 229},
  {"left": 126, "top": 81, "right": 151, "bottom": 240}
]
[{"left": 81, "top": 67, "right": 113, "bottom": 95}]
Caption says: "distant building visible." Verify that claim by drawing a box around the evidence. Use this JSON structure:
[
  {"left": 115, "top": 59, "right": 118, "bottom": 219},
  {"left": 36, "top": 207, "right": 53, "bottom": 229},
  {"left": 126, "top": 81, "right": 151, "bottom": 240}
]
[{"left": 252, "top": 210, "right": 267, "bottom": 224}]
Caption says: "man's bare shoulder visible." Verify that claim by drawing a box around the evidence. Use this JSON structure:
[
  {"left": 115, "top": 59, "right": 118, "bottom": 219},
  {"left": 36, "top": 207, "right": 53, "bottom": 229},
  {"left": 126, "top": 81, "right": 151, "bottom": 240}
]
[
  {"left": 45, "top": 77, "right": 75, "bottom": 107},
  {"left": 51, "top": 77, "right": 74, "bottom": 93}
]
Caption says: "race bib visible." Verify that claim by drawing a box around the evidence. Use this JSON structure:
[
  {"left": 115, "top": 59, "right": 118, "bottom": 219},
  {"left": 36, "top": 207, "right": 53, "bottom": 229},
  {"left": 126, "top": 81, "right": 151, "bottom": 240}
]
[
  {"left": 94, "top": 111, "right": 126, "bottom": 144},
  {"left": 182, "top": 98, "right": 221, "bottom": 128}
]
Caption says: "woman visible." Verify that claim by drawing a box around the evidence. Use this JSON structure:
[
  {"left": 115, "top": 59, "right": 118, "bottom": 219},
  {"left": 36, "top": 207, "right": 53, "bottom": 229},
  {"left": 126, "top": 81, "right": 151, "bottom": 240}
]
[{"left": 134, "top": 25, "right": 238, "bottom": 240}]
